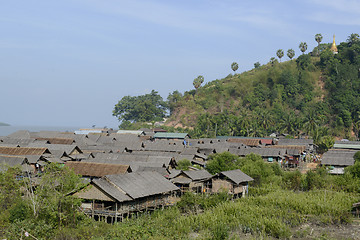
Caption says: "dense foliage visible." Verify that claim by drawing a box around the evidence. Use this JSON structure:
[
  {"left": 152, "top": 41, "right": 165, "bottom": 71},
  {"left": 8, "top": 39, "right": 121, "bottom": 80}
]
[
  {"left": 113, "top": 33, "right": 360, "bottom": 140},
  {"left": 113, "top": 90, "right": 167, "bottom": 128},
  {"left": 162, "top": 33, "right": 360, "bottom": 140}
]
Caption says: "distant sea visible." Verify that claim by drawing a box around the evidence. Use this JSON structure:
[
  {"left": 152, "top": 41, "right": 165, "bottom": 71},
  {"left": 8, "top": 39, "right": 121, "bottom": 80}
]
[{"left": 0, "top": 125, "right": 82, "bottom": 137}]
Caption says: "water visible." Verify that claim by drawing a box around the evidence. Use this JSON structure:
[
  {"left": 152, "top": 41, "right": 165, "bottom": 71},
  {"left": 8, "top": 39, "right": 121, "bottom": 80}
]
[{"left": 0, "top": 125, "right": 82, "bottom": 137}]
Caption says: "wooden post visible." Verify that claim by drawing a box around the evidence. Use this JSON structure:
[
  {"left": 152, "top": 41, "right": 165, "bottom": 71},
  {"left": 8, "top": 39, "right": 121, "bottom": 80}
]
[
  {"left": 115, "top": 203, "right": 118, "bottom": 223},
  {"left": 92, "top": 200, "right": 94, "bottom": 219}
]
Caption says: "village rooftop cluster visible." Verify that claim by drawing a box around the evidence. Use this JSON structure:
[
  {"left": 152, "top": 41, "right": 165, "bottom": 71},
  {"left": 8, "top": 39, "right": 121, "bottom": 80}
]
[{"left": 0, "top": 128, "right": 358, "bottom": 222}]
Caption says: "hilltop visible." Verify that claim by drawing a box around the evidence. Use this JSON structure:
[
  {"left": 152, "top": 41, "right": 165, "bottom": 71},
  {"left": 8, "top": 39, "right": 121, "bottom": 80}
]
[
  {"left": 113, "top": 34, "right": 360, "bottom": 142},
  {"left": 164, "top": 35, "right": 360, "bottom": 141}
]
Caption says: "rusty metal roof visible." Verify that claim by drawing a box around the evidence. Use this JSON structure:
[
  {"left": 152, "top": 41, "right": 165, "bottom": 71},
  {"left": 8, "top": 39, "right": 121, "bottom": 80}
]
[{"left": 0, "top": 146, "right": 51, "bottom": 155}]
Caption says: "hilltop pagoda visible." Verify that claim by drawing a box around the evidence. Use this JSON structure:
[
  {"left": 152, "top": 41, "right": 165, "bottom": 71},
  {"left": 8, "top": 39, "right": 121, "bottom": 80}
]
[{"left": 330, "top": 34, "right": 338, "bottom": 54}]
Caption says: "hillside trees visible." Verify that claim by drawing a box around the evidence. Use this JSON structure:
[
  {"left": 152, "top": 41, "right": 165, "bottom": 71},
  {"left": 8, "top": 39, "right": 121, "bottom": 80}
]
[
  {"left": 163, "top": 33, "right": 360, "bottom": 140},
  {"left": 167, "top": 90, "right": 182, "bottom": 115},
  {"left": 113, "top": 90, "right": 168, "bottom": 125}
]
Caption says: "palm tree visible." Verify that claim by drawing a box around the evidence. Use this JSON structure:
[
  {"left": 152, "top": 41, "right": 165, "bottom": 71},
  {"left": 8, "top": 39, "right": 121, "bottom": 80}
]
[
  {"left": 231, "top": 62, "right": 239, "bottom": 73},
  {"left": 279, "top": 111, "right": 299, "bottom": 136},
  {"left": 193, "top": 75, "right": 204, "bottom": 91},
  {"left": 276, "top": 49, "right": 284, "bottom": 62},
  {"left": 287, "top": 49, "right": 295, "bottom": 60},
  {"left": 302, "top": 109, "right": 320, "bottom": 136},
  {"left": 299, "top": 42, "right": 308, "bottom": 54},
  {"left": 315, "top": 33, "right": 323, "bottom": 56}
]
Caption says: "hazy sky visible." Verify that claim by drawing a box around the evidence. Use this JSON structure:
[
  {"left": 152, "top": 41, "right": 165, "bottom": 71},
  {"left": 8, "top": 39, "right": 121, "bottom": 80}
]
[{"left": 1, "top": 0, "right": 359, "bottom": 128}]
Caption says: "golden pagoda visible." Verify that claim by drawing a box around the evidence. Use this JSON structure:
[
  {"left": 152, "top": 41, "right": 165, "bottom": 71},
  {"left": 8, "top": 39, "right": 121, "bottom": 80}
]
[{"left": 330, "top": 34, "right": 338, "bottom": 53}]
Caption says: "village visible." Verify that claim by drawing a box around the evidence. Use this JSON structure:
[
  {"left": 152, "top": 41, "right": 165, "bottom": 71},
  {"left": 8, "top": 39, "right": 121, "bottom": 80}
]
[{"left": 0, "top": 128, "right": 359, "bottom": 224}]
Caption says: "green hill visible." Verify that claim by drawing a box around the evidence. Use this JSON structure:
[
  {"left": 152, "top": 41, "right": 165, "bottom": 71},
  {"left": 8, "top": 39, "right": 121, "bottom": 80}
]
[
  {"left": 166, "top": 35, "right": 360, "bottom": 140},
  {"left": 0, "top": 122, "right": 10, "bottom": 126}
]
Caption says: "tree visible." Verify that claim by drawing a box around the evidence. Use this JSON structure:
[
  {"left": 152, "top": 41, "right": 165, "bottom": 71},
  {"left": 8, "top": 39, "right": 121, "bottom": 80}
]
[
  {"left": 231, "top": 62, "right": 239, "bottom": 73},
  {"left": 287, "top": 49, "right": 295, "bottom": 60},
  {"left": 347, "top": 33, "right": 360, "bottom": 47},
  {"left": 176, "top": 159, "right": 192, "bottom": 170},
  {"left": 299, "top": 42, "right": 308, "bottom": 54},
  {"left": 254, "top": 62, "right": 261, "bottom": 68},
  {"left": 353, "top": 151, "right": 360, "bottom": 162},
  {"left": 205, "top": 152, "right": 239, "bottom": 174},
  {"left": 315, "top": 135, "right": 334, "bottom": 154},
  {"left": 315, "top": 33, "right": 323, "bottom": 56},
  {"left": 167, "top": 90, "right": 182, "bottom": 115},
  {"left": 113, "top": 90, "right": 168, "bottom": 124},
  {"left": 34, "top": 163, "right": 84, "bottom": 227},
  {"left": 193, "top": 75, "right": 204, "bottom": 91},
  {"left": 276, "top": 49, "right": 284, "bottom": 62}
]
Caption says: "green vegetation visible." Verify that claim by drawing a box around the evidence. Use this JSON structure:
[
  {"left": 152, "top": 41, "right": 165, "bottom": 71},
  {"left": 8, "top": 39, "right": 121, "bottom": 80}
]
[
  {"left": 0, "top": 122, "right": 10, "bottom": 126},
  {"left": 1, "top": 153, "right": 360, "bottom": 239},
  {"left": 112, "top": 90, "right": 167, "bottom": 129},
  {"left": 112, "top": 33, "right": 360, "bottom": 141},
  {"left": 176, "top": 159, "right": 192, "bottom": 170},
  {"left": 159, "top": 33, "right": 360, "bottom": 140}
]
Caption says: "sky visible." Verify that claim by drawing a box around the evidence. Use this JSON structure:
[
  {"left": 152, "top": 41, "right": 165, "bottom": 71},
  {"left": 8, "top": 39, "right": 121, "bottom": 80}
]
[{"left": 1, "top": 0, "right": 360, "bottom": 129}]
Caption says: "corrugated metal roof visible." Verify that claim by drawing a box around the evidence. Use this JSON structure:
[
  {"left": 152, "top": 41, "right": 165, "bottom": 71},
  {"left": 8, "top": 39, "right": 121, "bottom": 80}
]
[
  {"left": 333, "top": 144, "right": 360, "bottom": 150},
  {"left": 116, "top": 130, "right": 144, "bottom": 135},
  {"left": 153, "top": 133, "right": 189, "bottom": 139},
  {"left": 321, "top": 150, "right": 355, "bottom": 166},
  {"left": 0, "top": 146, "right": 51, "bottom": 156},
  {"left": 105, "top": 171, "right": 179, "bottom": 199},
  {"left": 219, "top": 169, "right": 254, "bottom": 184},
  {"left": 183, "top": 170, "right": 213, "bottom": 181},
  {"left": 277, "top": 138, "right": 313, "bottom": 145},
  {"left": 75, "top": 130, "right": 103, "bottom": 135},
  {"left": 227, "top": 138, "right": 260, "bottom": 147}
]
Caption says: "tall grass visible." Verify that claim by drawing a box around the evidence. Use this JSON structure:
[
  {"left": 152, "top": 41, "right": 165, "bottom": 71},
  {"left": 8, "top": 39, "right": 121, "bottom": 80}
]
[
  {"left": 55, "top": 189, "right": 357, "bottom": 240},
  {"left": 4, "top": 189, "right": 358, "bottom": 239}
]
